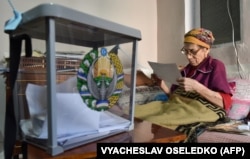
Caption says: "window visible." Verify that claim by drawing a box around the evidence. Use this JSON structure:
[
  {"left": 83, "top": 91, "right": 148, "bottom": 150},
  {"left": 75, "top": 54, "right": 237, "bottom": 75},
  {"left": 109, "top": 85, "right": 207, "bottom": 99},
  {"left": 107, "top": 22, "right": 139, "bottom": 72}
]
[{"left": 200, "top": 0, "right": 241, "bottom": 45}]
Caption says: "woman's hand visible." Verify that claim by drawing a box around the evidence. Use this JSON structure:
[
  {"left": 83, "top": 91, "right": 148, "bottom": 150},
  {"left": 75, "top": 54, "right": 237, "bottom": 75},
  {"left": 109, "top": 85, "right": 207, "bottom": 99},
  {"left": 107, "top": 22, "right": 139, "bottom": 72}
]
[
  {"left": 177, "top": 77, "right": 224, "bottom": 108},
  {"left": 177, "top": 77, "right": 200, "bottom": 92}
]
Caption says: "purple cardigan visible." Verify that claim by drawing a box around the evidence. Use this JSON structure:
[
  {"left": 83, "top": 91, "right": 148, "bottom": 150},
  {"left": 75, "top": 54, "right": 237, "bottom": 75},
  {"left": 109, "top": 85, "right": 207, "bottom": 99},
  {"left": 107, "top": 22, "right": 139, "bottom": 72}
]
[{"left": 171, "top": 56, "right": 232, "bottom": 95}]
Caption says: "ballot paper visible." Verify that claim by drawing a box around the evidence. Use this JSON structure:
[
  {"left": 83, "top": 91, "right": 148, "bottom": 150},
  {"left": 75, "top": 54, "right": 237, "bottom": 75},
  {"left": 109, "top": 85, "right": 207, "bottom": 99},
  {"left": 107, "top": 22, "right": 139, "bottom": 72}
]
[
  {"left": 21, "top": 76, "right": 130, "bottom": 144},
  {"left": 148, "top": 61, "right": 181, "bottom": 85}
]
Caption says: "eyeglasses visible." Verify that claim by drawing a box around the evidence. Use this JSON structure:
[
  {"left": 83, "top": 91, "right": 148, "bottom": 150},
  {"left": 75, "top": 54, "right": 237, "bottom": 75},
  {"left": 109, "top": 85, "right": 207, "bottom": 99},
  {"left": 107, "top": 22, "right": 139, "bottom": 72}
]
[{"left": 181, "top": 47, "right": 201, "bottom": 56}]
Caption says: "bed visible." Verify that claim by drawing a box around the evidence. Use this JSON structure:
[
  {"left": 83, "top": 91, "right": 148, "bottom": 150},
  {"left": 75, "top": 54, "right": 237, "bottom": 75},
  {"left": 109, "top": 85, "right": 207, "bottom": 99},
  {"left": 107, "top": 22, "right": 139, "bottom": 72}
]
[{"left": 117, "top": 69, "right": 250, "bottom": 143}]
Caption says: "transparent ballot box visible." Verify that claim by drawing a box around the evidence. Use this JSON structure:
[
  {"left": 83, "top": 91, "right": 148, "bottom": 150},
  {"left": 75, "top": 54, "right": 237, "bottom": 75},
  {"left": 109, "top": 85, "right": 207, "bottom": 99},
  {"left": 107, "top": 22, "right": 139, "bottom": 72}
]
[{"left": 5, "top": 3, "right": 141, "bottom": 156}]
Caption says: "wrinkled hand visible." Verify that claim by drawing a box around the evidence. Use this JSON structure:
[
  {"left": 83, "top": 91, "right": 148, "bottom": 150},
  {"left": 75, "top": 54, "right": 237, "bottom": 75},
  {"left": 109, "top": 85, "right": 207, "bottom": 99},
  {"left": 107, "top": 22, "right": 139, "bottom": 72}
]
[{"left": 176, "top": 77, "right": 200, "bottom": 92}]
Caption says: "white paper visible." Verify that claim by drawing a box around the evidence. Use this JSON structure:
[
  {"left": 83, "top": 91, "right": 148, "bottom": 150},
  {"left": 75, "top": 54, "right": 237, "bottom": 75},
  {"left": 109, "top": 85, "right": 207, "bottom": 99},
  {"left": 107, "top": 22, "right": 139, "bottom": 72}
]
[
  {"left": 25, "top": 84, "right": 47, "bottom": 118},
  {"left": 25, "top": 83, "right": 100, "bottom": 138},
  {"left": 148, "top": 61, "right": 181, "bottom": 85},
  {"left": 22, "top": 76, "right": 130, "bottom": 143},
  {"left": 99, "top": 111, "right": 130, "bottom": 132},
  {"left": 39, "top": 93, "right": 101, "bottom": 139}
]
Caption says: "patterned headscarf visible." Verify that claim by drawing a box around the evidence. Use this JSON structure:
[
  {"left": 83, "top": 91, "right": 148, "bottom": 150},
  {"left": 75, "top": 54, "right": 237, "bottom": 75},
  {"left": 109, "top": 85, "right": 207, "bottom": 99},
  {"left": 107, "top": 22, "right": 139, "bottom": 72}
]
[{"left": 184, "top": 28, "right": 215, "bottom": 49}]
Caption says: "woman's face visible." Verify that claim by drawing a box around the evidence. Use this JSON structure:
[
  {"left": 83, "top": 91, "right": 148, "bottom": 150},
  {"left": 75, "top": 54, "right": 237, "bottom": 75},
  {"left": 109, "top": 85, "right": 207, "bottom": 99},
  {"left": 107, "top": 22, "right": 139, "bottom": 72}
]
[{"left": 181, "top": 43, "right": 209, "bottom": 66}]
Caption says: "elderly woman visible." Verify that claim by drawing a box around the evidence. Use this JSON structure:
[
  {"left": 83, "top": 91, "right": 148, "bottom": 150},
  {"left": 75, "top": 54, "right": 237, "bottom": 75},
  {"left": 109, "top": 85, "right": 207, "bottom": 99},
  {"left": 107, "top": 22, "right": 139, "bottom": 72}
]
[
  {"left": 154, "top": 28, "right": 232, "bottom": 112},
  {"left": 135, "top": 28, "right": 232, "bottom": 142}
]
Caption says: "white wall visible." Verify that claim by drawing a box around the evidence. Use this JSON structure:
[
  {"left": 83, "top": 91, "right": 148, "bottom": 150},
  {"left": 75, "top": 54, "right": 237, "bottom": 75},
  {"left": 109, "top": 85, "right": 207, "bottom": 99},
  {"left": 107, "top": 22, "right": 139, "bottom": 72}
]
[
  {"left": 0, "top": 0, "right": 157, "bottom": 68},
  {"left": 157, "top": 0, "right": 187, "bottom": 66}
]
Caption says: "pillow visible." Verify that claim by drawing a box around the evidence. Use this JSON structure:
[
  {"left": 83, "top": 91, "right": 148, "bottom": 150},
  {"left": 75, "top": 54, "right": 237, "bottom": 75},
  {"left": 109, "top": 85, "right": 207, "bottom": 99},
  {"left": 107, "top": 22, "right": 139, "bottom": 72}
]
[
  {"left": 227, "top": 79, "right": 250, "bottom": 120},
  {"left": 228, "top": 78, "right": 250, "bottom": 100},
  {"left": 124, "top": 70, "right": 154, "bottom": 87},
  {"left": 139, "top": 68, "right": 153, "bottom": 78},
  {"left": 228, "top": 99, "right": 250, "bottom": 120},
  {"left": 136, "top": 70, "right": 154, "bottom": 86}
]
